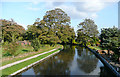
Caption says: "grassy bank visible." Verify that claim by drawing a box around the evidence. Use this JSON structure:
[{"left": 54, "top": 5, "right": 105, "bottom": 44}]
[
  {"left": 89, "top": 46, "right": 102, "bottom": 50},
  {"left": 2, "top": 44, "right": 62, "bottom": 66},
  {"left": 2, "top": 48, "right": 62, "bottom": 76}
]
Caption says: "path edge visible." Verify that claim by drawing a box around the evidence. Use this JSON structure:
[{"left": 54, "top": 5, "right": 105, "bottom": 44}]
[{"left": 8, "top": 49, "right": 61, "bottom": 77}]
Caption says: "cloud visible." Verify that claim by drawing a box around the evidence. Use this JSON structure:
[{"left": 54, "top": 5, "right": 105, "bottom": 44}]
[
  {"left": 25, "top": 0, "right": 118, "bottom": 19},
  {"left": 90, "top": 13, "right": 98, "bottom": 18},
  {"left": 43, "top": 0, "right": 118, "bottom": 19},
  {"left": 74, "top": 1, "right": 105, "bottom": 12},
  {"left": 53, "top": 5, "right": 88, "bottom": 19},
  {"left": 52, "top": 2, "right": 64, "bottom": 6}
]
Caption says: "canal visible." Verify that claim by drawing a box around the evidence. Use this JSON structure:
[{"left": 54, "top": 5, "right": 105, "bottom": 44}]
[{"left": 19, "top": 45, "right": 112, "bottom": 76}]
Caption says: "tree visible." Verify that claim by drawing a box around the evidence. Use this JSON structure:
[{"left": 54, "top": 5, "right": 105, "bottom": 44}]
[
  {"left": 1, "top": 19, "right": 25, "bottom": 42},
  {"left": 24, "top": 8, "right": 75, "bottom": 45},
  {"left": 43, "top": 8, "right": 75, "bottom": 44},
  {"left": 100, "top": 26, "right": 119, "bottom": 55},
  {"left": 77, "top": 19, "right": 99, "bottom": 46},
  {"left": 24, "top": 25, "right": 42, "bottom": 40},
  {"left": 78, "top": 19, "right": 99, "bottom": 37}
]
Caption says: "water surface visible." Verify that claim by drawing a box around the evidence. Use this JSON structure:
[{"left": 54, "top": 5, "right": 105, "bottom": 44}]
[{"left": 19, "top": 45, "right": 111, "bottom": 76}]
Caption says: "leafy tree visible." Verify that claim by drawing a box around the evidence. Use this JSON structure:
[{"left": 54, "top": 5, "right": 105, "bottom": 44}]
[
  {"left": 24, "top": 19, "right": 48, "bottom": 43},
  {"left": 43, "top": 8, "right": 75, "bottom": 44},
  {"left": 1, "top": 19, "right": 25, "bottom": 42},
  {"left": 77, "top": 19, "right": 99, "bottom": 46},
  {"left": 100, "top": 26, "right": 119, "bottom": 55},
  {"left": 77, "top": 29, "right": 87, "bottom": 45},
  {"left": 24, "top": 25, "right": 42, "bottom": 40},
  {"left": 78, "top": 19, "right": 99, "bottom": 37},
  {"left": 24, "top": 8, "right": 75, "bottom": 45}
]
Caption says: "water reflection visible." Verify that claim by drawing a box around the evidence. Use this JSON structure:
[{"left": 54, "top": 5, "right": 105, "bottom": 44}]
[
  {"left": 32, "top": 45, "right": 74, "bottom": 75},
  {"left": 19, "top": 45, "right": 110, "bottom": 76},
  {"left": 76, "top": 47, "right": 98, "bottom": 73}
]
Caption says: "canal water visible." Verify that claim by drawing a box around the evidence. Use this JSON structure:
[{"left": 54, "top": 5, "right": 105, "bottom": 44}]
[{"left": 19, "top": 45, "right": 111, "bottom": 76}]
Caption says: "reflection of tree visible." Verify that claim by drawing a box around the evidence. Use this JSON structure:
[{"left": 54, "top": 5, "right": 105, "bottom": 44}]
[
  {"left": 33, "top": 56, "right": 70, "bottom": 75},
  {"left": 20, "top": 45, "right": 108, "bottom": 76},
  {"left": 32, "top": 45, "right": 75, "bottom": 75},
  {"left": 100, "top": 66, "right": 114, "bottom": 77},
  {"left": 76, "top": 46, "right": 98, "bottom": 73}
]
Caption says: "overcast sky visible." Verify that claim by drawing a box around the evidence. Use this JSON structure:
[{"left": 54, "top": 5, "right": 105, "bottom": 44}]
[{"left": 1, "top": 0, "right": 119, "bottom": 32}]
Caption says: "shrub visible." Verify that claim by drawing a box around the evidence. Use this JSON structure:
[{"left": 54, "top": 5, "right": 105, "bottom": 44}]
[
  {"left": 3, "top": 42, "right": 19, "bottom": 57},
  {"left": 31, "top": 38, "right": 40, "bottom": 51}
]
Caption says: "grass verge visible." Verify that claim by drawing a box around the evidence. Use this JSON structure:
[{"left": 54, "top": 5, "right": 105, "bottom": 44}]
[
  {"left": 89, "top": 46, "right": 102, "bottom": 50},
  {"left": 2, "top": 48, "right": 62, "bottom": 76},
  {"left": 2, "top": 44, "right": 62, "bottom": 66}
]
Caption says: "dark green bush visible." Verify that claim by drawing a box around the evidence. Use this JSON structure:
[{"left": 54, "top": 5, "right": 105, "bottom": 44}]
[{"left": 31, "top": 38, "right": 40, "bottom": 51}]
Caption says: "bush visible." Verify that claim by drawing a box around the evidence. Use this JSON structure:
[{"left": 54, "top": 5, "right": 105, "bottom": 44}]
[
  {"left": 3, "top": 41, "right": 9, "bottom": 45},
  {"left": 3, "top": 42, "right": 19, "bottom": 57},
  {"left": 31, "top": 38, "right": 40, "bottom": 51}
]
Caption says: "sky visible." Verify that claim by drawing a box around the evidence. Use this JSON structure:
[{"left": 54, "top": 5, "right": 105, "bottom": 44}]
[{"left": 1, "top": 0, "right": 119, "bottom": 33}]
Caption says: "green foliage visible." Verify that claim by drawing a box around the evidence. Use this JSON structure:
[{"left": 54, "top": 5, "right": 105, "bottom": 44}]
[
  {"left": 3, "top": 42, "right": 19, "bottom": 57},
  {"left": 25, "top": 8, "right": 75, "bottom": 44},
  {"left": 3, "top": 41, "right": 9, "bottom": 45},
  {"left": 43, "top": 8, "right": 75, "bottom": 44},
  {"left": 100, "top": 26, "right": 119, "bottom": 52},
  {"left": 72, "top": 39, "right": 77, "bottom": 44},
  {"left": 1, "top": 19, "right": 25, "bottom": 42},
  {"left": 78, "top": 19, "right": 99, "bottom": 37},
  {"left": 100, "top": 26, "right": 119, "bottom": 63},
  {"left": 77, "top": 19, "right": 99, "bottom": 46},
  {"left": 18, "top": 37, "right": 23, "bottom": 41},
  {"left": 2, "top": 48, "right": 61, "bottom": 75},
  {"left": 31, "top": 38, "right": 40, "bottom": 51}
]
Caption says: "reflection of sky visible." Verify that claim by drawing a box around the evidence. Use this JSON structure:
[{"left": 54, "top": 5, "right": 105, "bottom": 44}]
[
  {"left": 69, "top": 48, "right": 84, "bottom": 75},
  {"left": 22, "top": 68, "right": 35, "bottom": 75},
  {"left": 69, "top": 48, "right": 104, "bottom": 75},
  {"left": 89, "top": 60, "right": 104, "bottom": 75}
]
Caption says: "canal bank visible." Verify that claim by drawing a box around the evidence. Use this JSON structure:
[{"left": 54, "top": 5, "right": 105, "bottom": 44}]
[
  {"left": 18, "top": 45, "right": 112, "bottom": 76},
  {"left": 2, "top": 48, "right": 62, "bottom": 76},
  {"left": 86, "top": 46, "right": 120, "bottom": 77}
]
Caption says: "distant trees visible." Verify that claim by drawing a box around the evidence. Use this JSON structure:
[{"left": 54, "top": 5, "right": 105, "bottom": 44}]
[
  {"left": 77, "top": 19, "right": 99, "bottom": 46},
  {"left": 25, "top": 8, "right": 75, "bottom": 45},
  {"left": 1, "top": 7, "right": 119, "bottom": 61},
  {"left": 1, "top": 8, "right": 75, "bottom": 47}
]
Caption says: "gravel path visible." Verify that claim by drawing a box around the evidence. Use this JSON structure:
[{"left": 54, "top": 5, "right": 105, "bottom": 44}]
[{"left": 0, "top": 48, "right": 57, "bottom": 70}]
